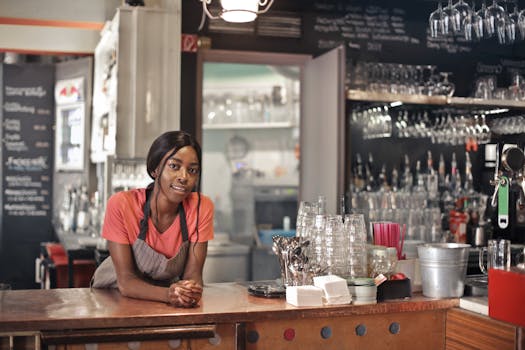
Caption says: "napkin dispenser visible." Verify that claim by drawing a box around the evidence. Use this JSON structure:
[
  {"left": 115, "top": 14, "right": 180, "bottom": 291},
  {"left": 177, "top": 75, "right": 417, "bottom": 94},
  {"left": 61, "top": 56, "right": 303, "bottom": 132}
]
[{"left": 488, "top": 267, "right": 525, "bottom": 327}]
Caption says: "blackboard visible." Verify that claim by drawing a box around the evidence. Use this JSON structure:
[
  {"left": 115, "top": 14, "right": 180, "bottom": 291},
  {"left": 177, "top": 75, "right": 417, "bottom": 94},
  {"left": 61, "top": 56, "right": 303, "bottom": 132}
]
[
  {"left": 305, "top": 0, "right": 525, "bottom": 97},
  {"left": 1, "top": 63, "right": 55, "bottom": 288},
  {"left": 192, "top": 0, "right": 525, "bottom": 98}
]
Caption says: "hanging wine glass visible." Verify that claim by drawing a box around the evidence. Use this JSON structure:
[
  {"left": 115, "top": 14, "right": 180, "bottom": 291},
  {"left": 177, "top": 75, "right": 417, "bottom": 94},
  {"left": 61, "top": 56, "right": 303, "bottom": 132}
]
[
  {"left": 454, "top": 0, "right": 473, "bottom": 32},
  {"left": 471, "top": 1, "right": 484, "bottom": 40},
  {"left": 476, "top": 1, "right": 489, "bottom": 37},
  {"left": 484, "top": 0, "right": 505, "bottom": 38},
  {"left": 438, "top": 72, "right": 456, "bottom": 97},
  {"left": 494, "top": 4, "right": 512, "bottom": 44},
  {"left": 518, "top": 8, "right": 525, "bottom": 39},
  {"left": 479, "top": 114, "right": 491, "bottom": 144},
  {"left": 464, "top": 1, "right": 483, "bottom": 41},
  {"left": 505, "top": 5, "right": 518, "bottom": 44},
  {"left": 444, "top": 0, "right": 461, "bottom": 33},
  {"left": 429, "top": 2, "right": 446, "bottom": 37},
  {"left": 464, "top": 11, "right": 474, "bottom": 40}
]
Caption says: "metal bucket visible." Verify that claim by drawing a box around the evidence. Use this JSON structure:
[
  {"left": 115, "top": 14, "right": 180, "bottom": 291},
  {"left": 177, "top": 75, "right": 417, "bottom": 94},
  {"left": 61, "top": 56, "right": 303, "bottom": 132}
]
[{"left": 417, "top": 243, "right": 470, "bottom": 298}]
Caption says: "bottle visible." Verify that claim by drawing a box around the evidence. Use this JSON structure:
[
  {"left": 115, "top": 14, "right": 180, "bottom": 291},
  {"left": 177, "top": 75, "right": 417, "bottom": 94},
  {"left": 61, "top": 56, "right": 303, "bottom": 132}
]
[
  {"left": 438, "top": 153, "right": 446, "bottom": 191},
  {"left": 450, "top": 152, "right": 462, "bottom": 195},
  {"left": 69, "top": 187, "right": 78, "bottom": 232},
  {"left": 391, "top": 167, "right": 400, "bottom": 192},
  {"left": 283, "top": 216, "right": 291, "bottom": 231},
  {"left": 365, "top": 153, "right": 376, "bottom": 192},
  {"left": 89, "top": 191, "right": 102, "bottom": 237},
  {"left": 378, "top": 164, "right": 389, "bottom": 191},
  {"left": 60, "top": 185, "right": 72, "bottom": 231},
  {"left": 414, "top": 160, "right": 425, "bottom": 192},
  {"left": 400, "top": 154, "right": 413, "bottom": 192},
  {"left": 76, "top": 185, "right": 90, "bottom": 233},
  {"left": 464, "top": 152, "right": 474, "bottom": 194},
  {"left": 426, "top": 150, "right": 439, "bottom": 200},
  {"left": 353, "top": 153, "right": 365, "bottom": 192}
]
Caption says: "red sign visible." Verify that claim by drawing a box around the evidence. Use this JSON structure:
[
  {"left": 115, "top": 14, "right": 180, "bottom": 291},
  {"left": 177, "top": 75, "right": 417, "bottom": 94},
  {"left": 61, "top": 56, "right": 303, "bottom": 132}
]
[{"left": 181, "top": 34, "right": 198, "bottom": 53}]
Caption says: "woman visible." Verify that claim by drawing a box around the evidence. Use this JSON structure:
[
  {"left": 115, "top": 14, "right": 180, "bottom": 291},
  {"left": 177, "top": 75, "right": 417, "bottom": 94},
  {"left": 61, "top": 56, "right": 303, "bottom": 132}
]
[{"left": 92, "top": 131, "right": 214, "bottom": 308}]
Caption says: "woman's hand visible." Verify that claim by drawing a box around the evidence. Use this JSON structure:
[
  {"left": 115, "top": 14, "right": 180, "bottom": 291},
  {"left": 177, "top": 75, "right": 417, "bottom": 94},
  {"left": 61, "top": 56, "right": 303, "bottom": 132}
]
[{"left": 167, "top": 280, "right": 203, "bottom": 308}]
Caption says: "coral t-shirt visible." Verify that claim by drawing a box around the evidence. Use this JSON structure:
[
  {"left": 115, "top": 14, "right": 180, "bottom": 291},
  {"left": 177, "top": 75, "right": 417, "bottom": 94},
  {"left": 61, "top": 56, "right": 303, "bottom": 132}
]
[{"left": 102, "top": 188, "right": 214, "bottom": 258}]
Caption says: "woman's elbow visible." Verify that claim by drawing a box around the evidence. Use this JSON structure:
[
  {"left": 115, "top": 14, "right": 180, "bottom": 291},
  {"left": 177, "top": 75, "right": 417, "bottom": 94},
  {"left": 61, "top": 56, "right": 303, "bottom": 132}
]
[{"left": 116, "top": 275, "right": 137, "bottom": 297}]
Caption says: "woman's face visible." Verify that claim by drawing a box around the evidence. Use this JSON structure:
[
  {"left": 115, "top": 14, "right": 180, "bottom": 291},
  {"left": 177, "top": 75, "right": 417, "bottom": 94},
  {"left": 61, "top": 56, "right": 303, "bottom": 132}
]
[{"left": 156, "top": 146, "right": 200, "bottom": 203}]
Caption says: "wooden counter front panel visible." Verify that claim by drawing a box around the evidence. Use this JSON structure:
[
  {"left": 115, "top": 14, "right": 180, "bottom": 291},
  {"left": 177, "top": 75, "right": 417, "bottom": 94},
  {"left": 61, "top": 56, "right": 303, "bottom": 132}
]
[
  {"left": 246, "top": 310, "right": 446, "bottom": 350},
  {"left": 446, "top": 308, "right": 517, "bottom": 350},
  {"left": 52, "top": 323, "right": 237, "bottom": 350}
]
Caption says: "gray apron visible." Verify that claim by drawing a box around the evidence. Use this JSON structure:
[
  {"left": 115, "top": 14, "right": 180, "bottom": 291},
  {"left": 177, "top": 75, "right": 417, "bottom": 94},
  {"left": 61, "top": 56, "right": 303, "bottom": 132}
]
[{"left": 91, "top": 189, "right": 190, "bottom": 288}]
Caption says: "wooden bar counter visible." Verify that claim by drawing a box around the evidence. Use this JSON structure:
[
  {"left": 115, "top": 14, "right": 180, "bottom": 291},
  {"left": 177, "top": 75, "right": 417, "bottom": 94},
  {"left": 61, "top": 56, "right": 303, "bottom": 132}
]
[{"left": 0, "top": 282, "right": 459, "bottom": 349}]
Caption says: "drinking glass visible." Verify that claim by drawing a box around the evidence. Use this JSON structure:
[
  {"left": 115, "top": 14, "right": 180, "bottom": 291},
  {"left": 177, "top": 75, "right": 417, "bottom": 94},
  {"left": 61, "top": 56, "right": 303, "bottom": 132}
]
[
  {"left": 496, "top": 5, "right": 513, "bottom": 44},
  {"left": 443, "top": 0, "right": 461, "bottom": 33},
  {"left": 438, "top": 72, "right": 456, "bottom": 97},
  {"left": 477, "top": 1, "right": 489, "bottom": 37},
  {"left": 423, "top": 65, "right": 439, "bottom": 96},
  {"left": 485, "top": 0, "right": 505, "bottom": 37},
  {"left": 296, "top": 201, "right": 316, "bottom": 238},
  {"left": 464, "top": 1, "right": 484, "bottom": 41},
  {"left": 454, "top": 0, "right": 473, "bottom": 32},
  {"left": 507, "top": 5, "right": 520, "bottom": 43},
  {"left": 344, "top": 214, "right": 368, "bottom": 278},
  {"left": 324, "top": 215, "right": 346, "bottom": 276},
  {"left": 429, "top": 2, "right": 447, "bottom": 37},
  {"left": 479, "top": 239, "right": 511, "bottom": 274},
  {"left": 518, "top": 9, "right": 525, "bottom": 39}
]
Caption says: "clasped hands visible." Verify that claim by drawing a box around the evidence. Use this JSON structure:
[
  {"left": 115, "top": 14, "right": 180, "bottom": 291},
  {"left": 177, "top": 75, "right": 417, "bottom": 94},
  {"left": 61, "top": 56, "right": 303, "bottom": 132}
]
[{"left": 168, "top": 280, "right": 203, "bottom": 308}]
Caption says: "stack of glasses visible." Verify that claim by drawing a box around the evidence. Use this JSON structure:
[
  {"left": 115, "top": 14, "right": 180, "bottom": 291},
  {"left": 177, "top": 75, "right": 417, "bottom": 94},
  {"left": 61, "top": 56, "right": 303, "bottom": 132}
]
[{"left": 296, "top": 198, "right": 368, "bottom": 279}]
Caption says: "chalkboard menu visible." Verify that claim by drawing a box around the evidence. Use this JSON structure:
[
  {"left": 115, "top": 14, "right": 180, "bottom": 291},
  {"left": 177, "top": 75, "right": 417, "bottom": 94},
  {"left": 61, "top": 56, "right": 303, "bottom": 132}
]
[
  {"left": 195, "top": 0, "right": 525, "bottom": 98},
  {"left": 1, "top": 64, "right": 54, "bottom": 243},
  {"left": 305, "top": 0, "right": 525, "bottom": 97}
]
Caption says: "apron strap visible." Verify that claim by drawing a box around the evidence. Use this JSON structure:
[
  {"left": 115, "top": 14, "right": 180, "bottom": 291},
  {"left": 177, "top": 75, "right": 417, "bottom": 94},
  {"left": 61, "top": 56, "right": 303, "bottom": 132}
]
[
  {"left": 138, "top": 188, "right": 190, "bottom": 242},
  {"left": 178, "top": 204, "right": 189, "bottom": 242},
  {"left": 138, "top": 188, "right": 153, "bottom": 241}
]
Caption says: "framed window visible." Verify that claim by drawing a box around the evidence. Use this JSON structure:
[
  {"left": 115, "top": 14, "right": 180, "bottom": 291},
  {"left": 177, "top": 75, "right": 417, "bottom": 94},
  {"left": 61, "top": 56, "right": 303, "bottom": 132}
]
[{"left": 55, "top": 102, "right": 85, "bottom": 171}]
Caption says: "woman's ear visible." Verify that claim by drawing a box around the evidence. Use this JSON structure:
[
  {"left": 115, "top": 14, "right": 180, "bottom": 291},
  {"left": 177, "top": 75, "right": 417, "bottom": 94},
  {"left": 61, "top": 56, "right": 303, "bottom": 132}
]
[{"left": 151, "top": 169, "right": 159, "bottom": 178}]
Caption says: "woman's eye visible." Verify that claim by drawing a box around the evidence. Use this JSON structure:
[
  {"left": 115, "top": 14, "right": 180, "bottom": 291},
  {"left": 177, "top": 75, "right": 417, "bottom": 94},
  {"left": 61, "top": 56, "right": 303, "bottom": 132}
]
[
  {"left": 168, "top": 163, "right": 180, "bottom": 170},
  {"left": 189, "top": 168, "right": 199, "bottom": 175}
]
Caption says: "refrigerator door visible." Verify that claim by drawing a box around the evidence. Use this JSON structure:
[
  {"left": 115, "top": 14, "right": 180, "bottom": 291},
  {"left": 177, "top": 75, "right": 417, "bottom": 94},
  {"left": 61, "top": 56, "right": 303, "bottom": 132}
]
[{"left": 301, "top": 46, "right": 346, "bottom": 214}]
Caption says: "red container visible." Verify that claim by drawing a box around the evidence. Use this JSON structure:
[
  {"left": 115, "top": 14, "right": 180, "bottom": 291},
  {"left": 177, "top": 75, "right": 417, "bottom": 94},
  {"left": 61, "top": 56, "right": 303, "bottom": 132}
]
[
  {"left": 44, "top": 243, "right": 96, "bottom": 288},
  {"left": 488, "top": 268, "right": 525, "bottom": 327}
]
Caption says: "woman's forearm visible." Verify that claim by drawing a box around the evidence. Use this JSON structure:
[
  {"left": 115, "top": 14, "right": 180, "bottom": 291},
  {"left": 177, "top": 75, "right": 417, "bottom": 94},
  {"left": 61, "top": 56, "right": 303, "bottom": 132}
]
[{"left": 117, "top": 274, "right": 168, "bottom": 303}]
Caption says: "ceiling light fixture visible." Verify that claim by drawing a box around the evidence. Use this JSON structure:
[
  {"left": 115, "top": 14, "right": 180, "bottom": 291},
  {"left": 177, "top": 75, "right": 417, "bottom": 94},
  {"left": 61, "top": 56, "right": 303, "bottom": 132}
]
[{"left": 199, "top": 0, "right": 275, "bottom": 26}]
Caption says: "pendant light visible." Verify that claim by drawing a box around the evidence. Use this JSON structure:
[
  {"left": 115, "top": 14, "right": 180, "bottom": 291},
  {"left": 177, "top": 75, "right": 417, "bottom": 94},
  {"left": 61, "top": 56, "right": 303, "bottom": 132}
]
[{"left": 199, "top": 0, "right": 275, "bottom": 24}]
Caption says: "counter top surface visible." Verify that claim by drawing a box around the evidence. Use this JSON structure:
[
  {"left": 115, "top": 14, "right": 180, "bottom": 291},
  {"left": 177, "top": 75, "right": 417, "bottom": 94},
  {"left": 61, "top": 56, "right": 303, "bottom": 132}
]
[
  {"left": 459, "top": 296, "right": 488, "bottom": 316},
  {"left": 0, "top": 283, "right": 458, "bottom": 332}
]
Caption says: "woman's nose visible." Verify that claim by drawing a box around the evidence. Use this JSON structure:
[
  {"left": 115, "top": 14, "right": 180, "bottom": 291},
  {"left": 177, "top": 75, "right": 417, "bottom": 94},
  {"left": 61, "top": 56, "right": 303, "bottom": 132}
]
[{"left": 177, "top": 169, "right": 188, "bottom": 183}]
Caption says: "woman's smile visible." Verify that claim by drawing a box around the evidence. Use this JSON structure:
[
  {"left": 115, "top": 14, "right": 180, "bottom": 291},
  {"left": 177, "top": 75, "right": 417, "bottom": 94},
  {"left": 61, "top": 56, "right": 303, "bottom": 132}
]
[{"left": 169, "top": 183, "right": 189, "bottom": 194}]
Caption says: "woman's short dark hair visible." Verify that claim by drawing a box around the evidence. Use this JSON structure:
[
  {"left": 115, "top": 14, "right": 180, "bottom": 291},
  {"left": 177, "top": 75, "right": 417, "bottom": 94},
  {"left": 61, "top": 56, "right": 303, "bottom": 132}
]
[{"left": 146, "top": 130, "right": 202, "bottom": 183}]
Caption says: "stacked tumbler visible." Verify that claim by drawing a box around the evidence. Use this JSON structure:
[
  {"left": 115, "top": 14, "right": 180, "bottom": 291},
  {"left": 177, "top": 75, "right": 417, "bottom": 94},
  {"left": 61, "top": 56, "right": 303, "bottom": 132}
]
[{"left": 344, "top": 214, "right": 369, "bottom": 279}]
